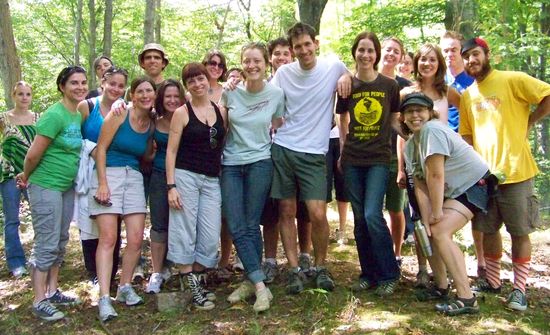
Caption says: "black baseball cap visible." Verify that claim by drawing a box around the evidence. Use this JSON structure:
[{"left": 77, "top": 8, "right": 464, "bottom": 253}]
[{"left": 400, "top": 92, "right": 434, "bottom": 112}]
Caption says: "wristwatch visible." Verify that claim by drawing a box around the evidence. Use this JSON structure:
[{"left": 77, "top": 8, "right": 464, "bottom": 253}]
[{"left": 166, "top": 183, "right": 177, "bottom": 191}]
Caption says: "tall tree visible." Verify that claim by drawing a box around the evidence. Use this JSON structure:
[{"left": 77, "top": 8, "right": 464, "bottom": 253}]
[
  {"left": 444, "top": 0, "right": 477, "bottom": 38},
  {"left": 0, "top": 0, "right": 21, "bottom": 108},
  {"left": 74, "top": 0, "right": 83, "bottom": 64},
  {"left": 155, "top": 0, "right": 161, "bottom": 43},
  {"left": 145, "top": 0, "right": 155, "bottom": 44},
  {"left": 104, "top": 0, "right": 113, "bottom": 57},
  {"left": 297, "top": 0, "right": 328, "bottom": 35},
  {"left": 88, "top": 0, "right": 97, "bottom": 88}
]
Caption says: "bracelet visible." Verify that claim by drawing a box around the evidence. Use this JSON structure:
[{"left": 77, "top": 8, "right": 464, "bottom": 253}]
[{"left": 166, "top": 183, "right": 177, "bottom": 191}]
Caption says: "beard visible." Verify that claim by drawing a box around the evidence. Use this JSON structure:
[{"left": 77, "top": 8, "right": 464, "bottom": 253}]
[{"left": 466, "top": 58, "right": 491, "bottom": 80}]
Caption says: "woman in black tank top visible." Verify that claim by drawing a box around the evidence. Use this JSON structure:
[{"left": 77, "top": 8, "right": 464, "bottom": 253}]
[{"left": 165, "top": 63, "right": 227, "bottom": 311}]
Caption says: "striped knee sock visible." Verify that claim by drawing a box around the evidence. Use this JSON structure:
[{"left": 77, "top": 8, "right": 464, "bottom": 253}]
[
  {"left": 512, "top": 257, "right": 530, "bottom": 293},
  {"left": 485, "top": 254, "right": 502, "bottom": 289}
]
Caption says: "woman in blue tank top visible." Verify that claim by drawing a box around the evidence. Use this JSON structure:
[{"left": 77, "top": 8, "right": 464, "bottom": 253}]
[
  {"left": 90, "top": 76, "right": 155, "bottom": 322},
  {"left": 76, "top": 66, "right": 127, "bottom": 287},
  {"left": 166, "top": 63, "right": 227, "bottom": 311},
  {"left": 145, "top": 79, "right": 185, "bottom": 294}
]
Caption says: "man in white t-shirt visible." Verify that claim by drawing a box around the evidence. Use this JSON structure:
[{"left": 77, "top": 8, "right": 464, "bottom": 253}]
[{"left": 271, "top": 22, "right": 348, "bottom": 294}]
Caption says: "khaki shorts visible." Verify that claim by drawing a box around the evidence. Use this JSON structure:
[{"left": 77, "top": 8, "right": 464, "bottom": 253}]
[
  {"left": 271, "top": 144, "right": 327, "bottom": 201},
  {"left": 472, "top": 178, "right": 540, "bottom": 236}
]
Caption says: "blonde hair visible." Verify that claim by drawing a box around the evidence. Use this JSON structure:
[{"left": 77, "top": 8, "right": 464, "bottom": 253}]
[{"left": 11, "top": 81, "right": 32, "bottom": 97}]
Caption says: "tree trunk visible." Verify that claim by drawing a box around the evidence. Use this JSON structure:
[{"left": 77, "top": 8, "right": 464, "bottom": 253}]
[
  {"left": 144, "top": 0, "right": 155, "bottom": 44},
  {"left": 88, "top": 0, "right": 97, "bottom": 88},
  {"left": 444, "top": 0, "right": 477, "bottom": 39},
  {"left": 103, "top": 0, "right": 113, "bottom": 58},
  {"left": 238, "top": 0, "right": 252, "bottom": 40},
  {"left": 214, "top": 1, "right": 232, "bottom": 49},
  {"left": 297, "top": 0, "right": 328, "bottom": 35},
  {"left": 0, "top": 0, "right": 21, "bottom": 109},
  {"left": 155, "top": 0, "right": 161, "bottom": 43},
  {"left": 74, "top": 0, "right": 83, "bottom": 64},
  {"left": 539, "top": 2, "right": 549, "bottom": 158}
]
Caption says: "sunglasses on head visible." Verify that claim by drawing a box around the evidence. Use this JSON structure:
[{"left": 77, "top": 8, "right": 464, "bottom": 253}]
[{"left": 207, "top": 60, "right": 225, "bottom": 69}]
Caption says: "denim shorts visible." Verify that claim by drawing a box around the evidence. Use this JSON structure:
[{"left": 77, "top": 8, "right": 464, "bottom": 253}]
[
  {"left": 149, "top": 168, "right": 169, "bottom": 242},
  {"left": 454, "top": 182, "right": 489, "bottom": 214}
]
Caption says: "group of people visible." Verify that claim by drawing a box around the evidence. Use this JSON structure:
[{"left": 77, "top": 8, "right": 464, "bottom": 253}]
[{"left": 1, "top": 21, "right": 549, "bottom": 323}]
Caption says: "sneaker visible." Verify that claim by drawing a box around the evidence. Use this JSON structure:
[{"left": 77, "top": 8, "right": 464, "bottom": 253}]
[
  {"left": 415, "top": 284, "right": 449, "bottom": 301},
  {"left": 161, "top": 267, "right": 172, "bottom": 281},
  {"left": 182, "top": 273, "right": 215, "bottom": 310},
  {"left": 472, "top": 277, "right": 502, "bottom": 294},
  {"left": 436, "top": 296, "right": 479, "bottom": 316},
  {"left": 507, "top": 289, "right": 527, "bottom": 311},
  {"left": 262, "top": 261, "right": 278, "bottom": 284},
  {"left": 336, "top": 229, "right": 348, "bottom": 246},
  {"left": 48, "top": 289, "right": 81, "bottom": 306},
  {"left": 253, "top": 287, "right": 273, "bottom": 313},
  {"left": 33, "top": 299, "right": 64, "bottom": 321},
  {"left": 12, "top": 266, "right": 28, "bottom": 279},
  {"left": 98, "top": 295, "right": 118, "bottom": 322},
  {"left": 232, "top": 256, "right": 244, "bottom": 271},
  {"left": 298, "top": 254, "right": 313, "bottom": 277},
  {"left": 116, "top": 284, "right": 143, "bottom": 306},
  {"left": 415, "top": 270, "right": 430, "bottom": 288},
  {"left": 351, "top": 278, "right": 375, "bottom": 292},
  {"left": 315, "top": 267, "right": 335, "bottom": 291},
  {"left": 375, "top": 280, "right": 398, "bottom": 297},
  {"left": 286, "top": 268, "right": 306, "bottom": 295},
  {"left": 404, "top": 234, "right": 415, "bottom": 245},
  {"left": 227, "top": 281, "right": 255, "bottom": 304},
  {"left": 146, "top": 273, "right": 163, "bottom": 294},
  {"left": 195, "top": 271, "right": 208, "bottom": 286},
  {"left": 132, "top": 264, "right": 145, "bottom": 282}
]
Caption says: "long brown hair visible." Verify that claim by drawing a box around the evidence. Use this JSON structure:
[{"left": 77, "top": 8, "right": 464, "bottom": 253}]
[{"left": 413, "top": 44, "right": 447, "bottom": 98}]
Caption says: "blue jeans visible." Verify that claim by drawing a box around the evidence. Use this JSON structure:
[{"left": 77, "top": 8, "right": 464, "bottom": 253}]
[
  {"left": 221, "top": 159, "right": 273, "bottom": 284},
  {"left": 344, "top": 164, "right": 399, "bottom": 285},
  {"left": 1, "top": 179, "right": 27, "bottom": 271}
]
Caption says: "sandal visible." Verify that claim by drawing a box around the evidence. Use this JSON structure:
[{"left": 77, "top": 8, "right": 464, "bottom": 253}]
[
  {"left": 435, "top": 296, "right": 479, "bottom": 316},
  {"left": 415, "top": 285, "right": 449, "bottom": 302}
]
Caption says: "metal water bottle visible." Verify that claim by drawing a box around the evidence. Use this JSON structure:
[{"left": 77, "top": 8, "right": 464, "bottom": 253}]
[{"left": 414, "top": 221, "right": 433, "bottom": 257}]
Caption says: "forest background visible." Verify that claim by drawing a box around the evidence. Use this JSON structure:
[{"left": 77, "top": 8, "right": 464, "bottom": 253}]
[{"left": 0, "top": 0, "right": 549, "bottom": 211}]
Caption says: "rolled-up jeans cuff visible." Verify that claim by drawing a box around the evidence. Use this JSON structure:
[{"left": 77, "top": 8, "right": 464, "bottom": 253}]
[{"left": 247, "top": 269, "right": 266, "bottom": 284}]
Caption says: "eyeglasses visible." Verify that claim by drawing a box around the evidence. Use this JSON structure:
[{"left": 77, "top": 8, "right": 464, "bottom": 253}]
[
  {"left": 207, "top": 60, "right": 225, "bottom": 69},
  {"left": 209, "top": 126, "right": 218, "bottom": 149}
]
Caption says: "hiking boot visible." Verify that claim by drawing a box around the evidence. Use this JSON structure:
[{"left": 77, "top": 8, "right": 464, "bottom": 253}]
[
  {"left": 298, "top": 254, "right": 313, "bottom": 277},
  {"left": 351, "top": 278, "right": 376, "bottom": 292},
  {"left": 182, "top": 273, "right": 215, "bottom": 310},
  {"left": 33, "top": 299, "right": 64, "bottom": 321},
  {"left": 315, "top": 267, "right": 335, "bottom": 291},
  {"left": 227, "top": 280, "right": 255, "bottom": 304},
  {"left": 472, "top": 277, "right": 502, "bottom": 294},
  {"left": 146, "top": 272, "right": 163, "bottom": 294},
  {"left": 375, "top": 280, "right": 398, "bottom": 297},
  {"left": 253, "top": 287, "right": 273, "bottom": 313},
  {"left": 507, "top": 289, "right": 527, "bottom": 311},
  {"left": 286, "top": 268, "right": 306, "bottom": 294},
  {"left": 436, "top": 296, "right": 479, "bottom": 316},
  {"left": 116, "top": 284, "right": 143, "bottom": 306},
  {"left": 48, "top": 289, "right": 81, "bottom": 306},
  {"left": 262, "top": 261, "right": 278, "bottom": 284},
  {"left": 415, "top": 284, "right": 449, "bottom": 302},
  {"left": 98, "top": 295, "right": 118, "bottom": 322},
  {"left": 415, "top": 270, "right": 430, "bottom": 288}
]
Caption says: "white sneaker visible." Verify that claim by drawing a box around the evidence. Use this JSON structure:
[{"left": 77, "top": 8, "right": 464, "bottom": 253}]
[
  {"left": 12, "top": 266, "right": 28, "bottom": 279},
  {"left": 253, "top": 287, "right": 273, "bottom": 313},
  {"left": 116, "top": 284, "right": 143, "bottom": 306},
  {"left": 146, "top": 273, "right": 163, "bottom": 294},
  {"left": 98, "top": 295, "right": 118, "bottom": 322},
  {"left": 227, "top": 281, "right": 255, "bottom": 304}
]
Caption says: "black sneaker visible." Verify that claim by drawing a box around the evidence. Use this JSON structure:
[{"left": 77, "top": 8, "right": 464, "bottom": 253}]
[
  {"left": 48, "top": 289, "right": 82, "bottom": 306},
  {"left": 182, "top": 273, "right": 215, "bottom": 310},
  {"left": 472, "top": 277, "right": 501, "bottom": 293},
  {"left": 351, "top": 278, "right": 376, "bottom": 292},
  {"left": 286, "top": 268, "right": 306, "bottom": 294},
  {"left": 315, "top": 267, "right": 335, "bottom": 291},
  {"left": 415, "top": 285, "right": 449, "bottom": 301},
  {"left": 375, "top": 279, "right": 398, "bottom": 297},
  {"left": 33, "top": 299, "right": 64, "bottom": 321}
]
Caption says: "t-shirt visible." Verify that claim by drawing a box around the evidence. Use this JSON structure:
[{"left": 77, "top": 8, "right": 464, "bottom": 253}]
[
  {"left": 0, "top": 112, "right": 38, "bottom": 182},
  {"left": 272, "top": 55, "right": 348, "bottom": 154},
  {"left": 336, "top": 74, "right": 400, "bottom": 166},
  {"left": 459, "top": 70, "right": 550, "bottom": 184},
  {"left": 405, "top": 120, "right": 488, "bottom": 198},
  {"left": 221, "top": 82, "right": 284, "bottom": 165},
  {"left": 29, "top": 102, "right": 82, "bottom": 191},
  {"left": 446, "top": 71, "right": 474, "bottom": 132}
]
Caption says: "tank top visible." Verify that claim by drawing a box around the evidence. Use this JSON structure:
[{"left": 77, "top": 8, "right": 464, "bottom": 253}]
[
  {"left": 106, "top": 109, "right": 152, "bottom": 171},
  {"left": 0, "top": 112, "right": 38, "bottom": 182},
  {"left": 81, "top": 97, "right": 103, "bottom": 142},
  {"left": 153, "top": 129, "right": 168, "bottom": 171},
  {"left": 175, "top": 101, "right": 225, "bottom": 177}
]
